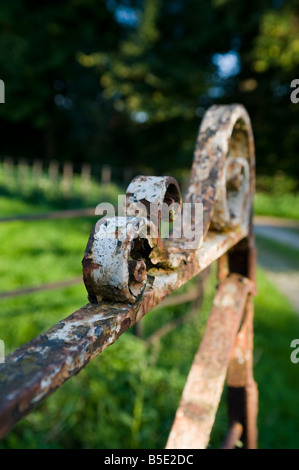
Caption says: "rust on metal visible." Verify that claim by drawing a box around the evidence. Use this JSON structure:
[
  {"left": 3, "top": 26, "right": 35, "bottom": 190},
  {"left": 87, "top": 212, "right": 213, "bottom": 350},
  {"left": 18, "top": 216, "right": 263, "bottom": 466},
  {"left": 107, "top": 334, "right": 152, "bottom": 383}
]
[
  {"left": 82, "top": 104, "right": 255, "bottom": 304},
  {"left": 82, "top": 176, "right": 183, "bottom": 303},
  {"left": 0, "top": 104, "right": 258, "bottom": 446},
  {"left": 184, "top": 104, "right": 255, "bottom": 237},
  {"left": 227, "top": 296, "right": 258, "bottom": 449},
  {"left": 165, "top": 274, "right": 254, "bottom": 450},
  {"left": 217, "top": 252, "right": 230, "bottom": 283},
  {"left": 125, "top": 175, "right": 182, "bottom": 221},
  {"left": 221, "top": 421, "right": 243, "bottom": 449},
  {"left": 82, "top": 215, "right": 158, "bottom": 303}
]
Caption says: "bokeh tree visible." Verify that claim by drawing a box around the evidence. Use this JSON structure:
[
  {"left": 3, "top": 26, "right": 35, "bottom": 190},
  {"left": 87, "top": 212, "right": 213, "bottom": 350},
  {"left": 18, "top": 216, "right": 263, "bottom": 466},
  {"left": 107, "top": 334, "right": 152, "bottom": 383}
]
[
  {"left": 0, "top": 0, "right": 120, "bottom": 162},
  {"left": 0, "top": 0, "right": 299, "bottom": 179}
]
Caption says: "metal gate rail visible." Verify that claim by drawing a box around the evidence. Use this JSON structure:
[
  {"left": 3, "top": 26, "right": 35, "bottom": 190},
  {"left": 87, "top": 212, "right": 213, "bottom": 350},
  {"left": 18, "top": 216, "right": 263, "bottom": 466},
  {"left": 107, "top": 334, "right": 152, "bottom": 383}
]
[{"left": 0, "top": 104, "right": 258, "bottom": 448}]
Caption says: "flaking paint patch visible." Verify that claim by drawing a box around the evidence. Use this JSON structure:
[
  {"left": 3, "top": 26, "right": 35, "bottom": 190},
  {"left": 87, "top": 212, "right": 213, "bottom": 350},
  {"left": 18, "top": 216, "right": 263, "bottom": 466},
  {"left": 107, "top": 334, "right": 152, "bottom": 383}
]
[
  {"left": 126, "top": 176, "right": 180, "bottom": 206},
  {"left": 47, "top": 314, "right": 117, "bottom": 342}
]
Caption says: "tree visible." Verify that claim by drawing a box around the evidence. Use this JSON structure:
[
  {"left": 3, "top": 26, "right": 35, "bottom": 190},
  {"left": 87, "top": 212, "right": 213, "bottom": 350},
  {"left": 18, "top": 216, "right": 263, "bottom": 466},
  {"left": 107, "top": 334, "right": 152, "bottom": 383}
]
[
  {"left": 79, "top": 0, "right": 299, "bottom": 178},
  {"left": 0, "top": 0, "right": 120, "bottom": 161},
  {"left": 1, "top": 0, "right": 299, "bottom": 180}
]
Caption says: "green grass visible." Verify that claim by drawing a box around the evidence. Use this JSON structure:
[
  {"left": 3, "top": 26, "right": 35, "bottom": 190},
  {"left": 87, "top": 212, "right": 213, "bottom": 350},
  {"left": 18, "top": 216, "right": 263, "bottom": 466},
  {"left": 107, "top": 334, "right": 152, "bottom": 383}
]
[
  {"left": 0, "top": 164, "right": 122, "bottom": 215},
  {"left": 0, "top": 216, "right": 96, "bottom": 292},
  {"left": 254, "top": 172, "right": 299, "bottom": 220},
  {"left": 253, "top": 269, "right": 299, "bottom": 449},
  {"left": 254, "top": 192, "right": 299, "bottom": 220},
  {"left": 1, "top": 192, "right": 299, "bottom": 448}
]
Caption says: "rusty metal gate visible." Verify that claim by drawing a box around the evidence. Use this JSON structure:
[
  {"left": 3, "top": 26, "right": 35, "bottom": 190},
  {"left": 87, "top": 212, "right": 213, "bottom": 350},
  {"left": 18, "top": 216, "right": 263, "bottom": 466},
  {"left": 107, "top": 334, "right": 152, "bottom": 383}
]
[{"left": 0, "top": 104, "right": 258, "bottom": 449}]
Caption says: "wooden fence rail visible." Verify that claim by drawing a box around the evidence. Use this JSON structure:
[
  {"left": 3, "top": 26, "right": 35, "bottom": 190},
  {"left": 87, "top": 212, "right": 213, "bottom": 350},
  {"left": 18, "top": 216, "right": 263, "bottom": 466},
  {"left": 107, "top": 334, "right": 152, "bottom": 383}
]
[{"left": 0, "top": 104, "right": 258, "bottom": 449}]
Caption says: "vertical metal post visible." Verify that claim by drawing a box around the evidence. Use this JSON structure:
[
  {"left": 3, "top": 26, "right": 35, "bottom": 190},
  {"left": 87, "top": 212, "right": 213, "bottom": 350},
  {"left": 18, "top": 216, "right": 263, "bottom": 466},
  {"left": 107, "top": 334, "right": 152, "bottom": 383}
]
[{"left": 223, "top": 220, "right": 258, "bottom": 449}]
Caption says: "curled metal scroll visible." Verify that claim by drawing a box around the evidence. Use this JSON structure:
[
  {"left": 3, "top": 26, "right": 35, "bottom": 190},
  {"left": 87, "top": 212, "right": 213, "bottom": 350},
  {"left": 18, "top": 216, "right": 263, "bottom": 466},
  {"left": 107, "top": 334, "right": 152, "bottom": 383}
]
[
  {"left": 82, "top": 104, "right": 255, "bottom": 304},
  {"left": 185, "top": 104, "right": 255, "bottom": 235},
  {"left": 125, "top": 175, "right": 182, "bottom": 217},
  {"left": 82, "top": 216, "right": 157, "bottom": 303}
]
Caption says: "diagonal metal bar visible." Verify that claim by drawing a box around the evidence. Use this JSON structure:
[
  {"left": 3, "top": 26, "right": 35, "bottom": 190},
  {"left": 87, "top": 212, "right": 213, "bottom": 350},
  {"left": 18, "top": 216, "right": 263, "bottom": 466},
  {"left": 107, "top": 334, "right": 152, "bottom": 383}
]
[
  {"left": 0, "top": 277, "right": 82, "bottom": 300},
  {"left": 165, "top": 273, "right": 254, "bottom": 450},
  {"left": 221, "top": 421, "right": 243, "bottom": 449},
  {"left": 0, "top": 228, "right": 247, "bottom": 440},
  {"left": 226, "top": 295, "right": 258, "bottom": 449}
]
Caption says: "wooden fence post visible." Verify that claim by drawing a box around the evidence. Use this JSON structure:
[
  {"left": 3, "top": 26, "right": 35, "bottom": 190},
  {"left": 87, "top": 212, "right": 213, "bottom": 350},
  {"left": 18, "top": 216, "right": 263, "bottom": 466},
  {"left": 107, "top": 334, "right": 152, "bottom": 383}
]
[
  {"left": 18, "top": 159, "right": 28, "bottom": 186},
  {"left": 101, "top": 164, "right": 111, "bottom": 186},
  {"left": 123, "top": 167, "right": 133, "bottom": 186},
  {"left": 32, "top": 160, "right": 43, "bottom": 186},
  {"left": 81, "top": 163, "right": 91, "bottom": 196},
  {"left": 48, "top": 160, "right": 59, "bottom": 184},
  {"left": 3, "top": 157, "right": 14, "bottom": 182},
  {"left": 101, "top": 164, "right": 111, "bottom": 196},
  {"left": 62, "top": 161, "right": 73, "bottom": 195}
]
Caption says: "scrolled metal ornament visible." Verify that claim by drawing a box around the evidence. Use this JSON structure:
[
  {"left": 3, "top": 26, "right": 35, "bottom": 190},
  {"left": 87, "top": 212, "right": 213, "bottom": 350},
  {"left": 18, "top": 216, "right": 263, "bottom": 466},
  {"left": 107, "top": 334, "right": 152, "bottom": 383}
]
[
  {"left": 82, "top": 104, "right": 255, "bottom": 304},
  {"left": 82, "top": 216, "right": 157, "bottom": 304},
  {"left": 185, "top": 103, "right": 254, "bottom": 235}
]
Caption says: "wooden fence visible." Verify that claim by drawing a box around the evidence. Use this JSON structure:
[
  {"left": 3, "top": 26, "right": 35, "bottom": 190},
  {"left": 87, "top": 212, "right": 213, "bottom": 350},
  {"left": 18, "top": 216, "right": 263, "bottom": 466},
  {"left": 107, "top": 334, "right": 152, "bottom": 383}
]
[{"left": 0, "top": 158, "right": 136, "bottom": 196}]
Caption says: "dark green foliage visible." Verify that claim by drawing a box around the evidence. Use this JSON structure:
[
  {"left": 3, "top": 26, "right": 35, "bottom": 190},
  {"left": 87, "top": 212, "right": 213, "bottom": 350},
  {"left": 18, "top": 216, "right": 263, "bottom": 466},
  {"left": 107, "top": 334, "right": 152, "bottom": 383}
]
[
  {"left": 0, "top": 1, "right": 299, "bottom": 177},
  {"left": 0, "top": 0, "right": 120, "bottom": 161}
]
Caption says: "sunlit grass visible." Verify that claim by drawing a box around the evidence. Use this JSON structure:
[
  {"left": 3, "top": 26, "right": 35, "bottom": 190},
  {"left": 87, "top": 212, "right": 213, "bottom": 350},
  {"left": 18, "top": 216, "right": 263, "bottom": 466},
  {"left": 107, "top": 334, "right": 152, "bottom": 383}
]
[
  {"left": 254, "top": 192, "right": 299, "bottom": 220},
  {"left": 1, "top": 193, "right": 299, "bottom": 448}
]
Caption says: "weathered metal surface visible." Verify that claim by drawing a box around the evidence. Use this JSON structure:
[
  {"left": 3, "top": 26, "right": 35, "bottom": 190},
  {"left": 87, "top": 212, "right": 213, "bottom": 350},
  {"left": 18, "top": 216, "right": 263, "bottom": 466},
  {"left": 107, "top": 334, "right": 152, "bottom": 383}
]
[
  {"left": 221, "top": 422, "right": 243, "bottom": 449},
  {"left": 185, "top": 104, "right": 255, "bottom": 236},
  {"left": 82, "top": 216, "right": 157, "bottom": 303},
  {"left": 0, "top": 103, "right": 258, "bottom": 445},
  {"left": 0, "top": 228, "right": 248, "bottom": 440},
  {"left": 223, "top": 223, "right": 258, "bottom": 449},
  {"left": 82, "top": 104, "right": 255, "bottom": 304},
  {"left": 125, "top": 175, "right": 182, "bottom": 221},
  {"left": 126, "top": 175, "right": 183, "bottom": 264},
  {"left": 217, "top": 252, "right": 230, "bottom": 283},
  {"left": 228, "top": 224, "right": 257, "bottom": 292},
  {"left": 82, "top": 176, "right": 183, "bottom": 303},
  {"left": 227, "top": 296, "right": 258, "bottom": 449},
  {"left": 165, "top": 274, "right": 254, "bottom": 450},
  {"left": 215, "top": 156, "right": 250, "bottom": 230}
]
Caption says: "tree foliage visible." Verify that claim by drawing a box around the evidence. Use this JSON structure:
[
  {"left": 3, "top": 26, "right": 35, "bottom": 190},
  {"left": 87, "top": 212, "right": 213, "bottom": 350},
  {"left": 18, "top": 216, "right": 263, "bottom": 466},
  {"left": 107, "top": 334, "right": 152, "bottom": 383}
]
[{"left": 0, "top": 0, "right": 298, "bottom": 178}]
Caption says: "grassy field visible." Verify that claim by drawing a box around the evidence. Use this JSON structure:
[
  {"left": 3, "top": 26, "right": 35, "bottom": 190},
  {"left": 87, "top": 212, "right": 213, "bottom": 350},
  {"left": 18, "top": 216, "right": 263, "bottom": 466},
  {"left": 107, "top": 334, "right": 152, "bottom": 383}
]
[
  {"left": 254, "top": 192, "right": 299, "bottom": 220},
  {"left": 1, "top": 189, "right": 299, "bottom": 449},
  {"left": 254, "top": 174, "right": 299, "bottom": 220}
]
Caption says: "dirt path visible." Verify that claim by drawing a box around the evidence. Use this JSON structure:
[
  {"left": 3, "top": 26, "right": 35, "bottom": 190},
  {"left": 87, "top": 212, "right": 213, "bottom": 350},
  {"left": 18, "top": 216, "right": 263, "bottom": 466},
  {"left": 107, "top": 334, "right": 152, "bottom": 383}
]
[{"left": 254, "top": 217, "right": 299, "bottom": 314}]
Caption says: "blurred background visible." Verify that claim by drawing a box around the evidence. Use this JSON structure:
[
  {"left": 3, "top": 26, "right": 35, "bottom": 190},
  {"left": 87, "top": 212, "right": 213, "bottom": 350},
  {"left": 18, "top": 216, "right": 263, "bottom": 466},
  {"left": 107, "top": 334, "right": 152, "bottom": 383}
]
[{"left": 0, "top": 0, "right": 299, "bottom": 449}]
